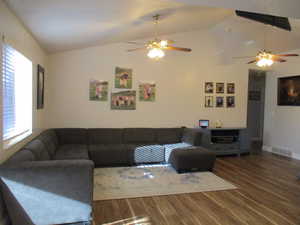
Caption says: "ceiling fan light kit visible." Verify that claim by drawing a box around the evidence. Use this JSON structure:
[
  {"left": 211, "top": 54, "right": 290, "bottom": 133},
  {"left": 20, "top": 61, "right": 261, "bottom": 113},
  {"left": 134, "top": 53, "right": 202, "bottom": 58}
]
[
  {"left": 147, "top": 47, "right": 165, "bottom": 60},
  {"left": 127, "top": 14, "right": 192, "bottom": 60},
  {"left": 256, "top": 52, "right": 274, "bottom": 67}
]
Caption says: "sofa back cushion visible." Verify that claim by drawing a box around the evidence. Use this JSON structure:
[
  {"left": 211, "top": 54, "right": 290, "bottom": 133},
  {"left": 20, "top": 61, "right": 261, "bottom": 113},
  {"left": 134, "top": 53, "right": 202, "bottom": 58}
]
[
  {"left": 88, "top": 129, "right": 123, "bottom": 144},
  {"left": 123, "top": 128, "right": 156, "bottom": 144},
  {"left": 23, "top": 139, "right": 50, "bottom": 161},
  {"left": 54, "top": 128, "right": 88, "bottom": 145},
  {"left": 156, "top": 128, "right": 183, "bottom": 144},
  {"left": 38, "top": 129, "right": 58, "bottom": 157},
  {"left": 4, "top": 150, "right": 35, "bottom": 165}
]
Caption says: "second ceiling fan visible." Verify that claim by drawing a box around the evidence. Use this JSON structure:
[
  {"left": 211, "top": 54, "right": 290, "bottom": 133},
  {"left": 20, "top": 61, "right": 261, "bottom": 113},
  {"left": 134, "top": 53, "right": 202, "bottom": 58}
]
[{"left": 127, "top": 14, "right": 192, "bottom": 60}]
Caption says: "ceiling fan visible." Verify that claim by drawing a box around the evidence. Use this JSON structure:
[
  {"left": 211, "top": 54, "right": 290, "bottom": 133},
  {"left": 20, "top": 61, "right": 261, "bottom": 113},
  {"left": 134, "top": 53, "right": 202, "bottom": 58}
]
[
  {"left": 235, "top": 50, "right": 299, "bottom": 67},
  {"left": 127, "top": 14, "right": 192, "bottom": 60}
]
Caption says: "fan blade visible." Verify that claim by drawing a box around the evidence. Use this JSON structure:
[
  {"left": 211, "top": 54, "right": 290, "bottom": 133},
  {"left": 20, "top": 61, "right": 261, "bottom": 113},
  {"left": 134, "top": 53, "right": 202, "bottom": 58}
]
[
  {"left": 127, "top": 41, "right": 145, "bottom": 45},
  {"left": 233, "top": 56, "right": 255, "bottom": 59},
  {"left": 273, "top": 54, "right": 299, "bottom": 57},
  {"left": 127, "top": 47, "right": 147, "bottom": 52},
  {"left": 247, "top": 60, "right": 257, "bottom": 64},
  {"left": 164, "top": 46, "right": 192, "bottom": 52},
  {"left": 166, "top": 39, "right": 175, "bottom": 44},
  {"left": 273, "top": 57, "right": 287, "bottom": 63}
]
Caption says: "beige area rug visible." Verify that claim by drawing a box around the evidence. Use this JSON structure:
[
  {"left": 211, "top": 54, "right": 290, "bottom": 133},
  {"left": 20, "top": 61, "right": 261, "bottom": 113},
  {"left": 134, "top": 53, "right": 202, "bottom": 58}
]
[{"left": 93, "top": 165, "right": 237, "bottom": 201}]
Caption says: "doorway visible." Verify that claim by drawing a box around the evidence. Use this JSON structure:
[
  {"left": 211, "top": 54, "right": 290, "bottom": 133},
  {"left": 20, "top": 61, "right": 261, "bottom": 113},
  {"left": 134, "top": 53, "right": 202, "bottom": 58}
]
[{"left": 241, "top": 69, "right": 266, "bottom": 151}]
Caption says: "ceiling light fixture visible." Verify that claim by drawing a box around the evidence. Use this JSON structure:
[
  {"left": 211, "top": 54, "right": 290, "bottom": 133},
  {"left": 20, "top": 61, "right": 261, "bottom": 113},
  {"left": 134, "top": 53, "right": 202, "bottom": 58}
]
[
  {"left": 127, "top": 14, "right": 191, "bottom": 60},
  {"left": 147, "top": 48, "right": 165, "bottom": 60},
  {"left": 256, "top": 52, "right": 274, "bottom": 67}
]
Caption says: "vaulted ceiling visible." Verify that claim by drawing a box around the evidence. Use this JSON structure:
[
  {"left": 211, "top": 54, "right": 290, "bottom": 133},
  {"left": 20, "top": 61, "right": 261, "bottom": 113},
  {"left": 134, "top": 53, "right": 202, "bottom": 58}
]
[{"left": 4, "top": 0, "right": 300, "bottom": 54}]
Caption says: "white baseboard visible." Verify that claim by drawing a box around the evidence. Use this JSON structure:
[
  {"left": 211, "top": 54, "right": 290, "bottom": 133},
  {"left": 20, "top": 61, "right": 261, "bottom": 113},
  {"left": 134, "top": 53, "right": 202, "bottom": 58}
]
[{"left": 263, "top": 145, "right": 300, "bottom": 160}]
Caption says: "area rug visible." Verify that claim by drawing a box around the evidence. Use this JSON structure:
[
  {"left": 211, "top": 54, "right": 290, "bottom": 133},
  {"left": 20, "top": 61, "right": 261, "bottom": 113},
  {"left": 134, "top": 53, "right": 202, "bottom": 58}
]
[{"left": 93, "top": 165, "right": 237, "bottom": 201}]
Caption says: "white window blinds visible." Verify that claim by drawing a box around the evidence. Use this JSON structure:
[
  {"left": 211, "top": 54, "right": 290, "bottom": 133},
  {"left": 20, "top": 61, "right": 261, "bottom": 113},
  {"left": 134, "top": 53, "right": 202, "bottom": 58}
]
[{"left": 2, "top": 43, "right": 32, "bottom": 141}]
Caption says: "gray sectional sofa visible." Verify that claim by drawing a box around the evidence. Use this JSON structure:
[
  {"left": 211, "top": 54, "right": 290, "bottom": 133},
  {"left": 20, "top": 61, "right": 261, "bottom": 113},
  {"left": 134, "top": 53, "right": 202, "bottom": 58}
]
[{"left": 0, "top": 127, "right": 202, "bottom": 225}]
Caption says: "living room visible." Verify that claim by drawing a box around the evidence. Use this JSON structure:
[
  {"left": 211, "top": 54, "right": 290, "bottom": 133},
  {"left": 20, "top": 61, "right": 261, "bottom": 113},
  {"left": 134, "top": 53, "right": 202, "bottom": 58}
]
[{"left": 0, "top": 0, "right": 300, "bottom": 225}]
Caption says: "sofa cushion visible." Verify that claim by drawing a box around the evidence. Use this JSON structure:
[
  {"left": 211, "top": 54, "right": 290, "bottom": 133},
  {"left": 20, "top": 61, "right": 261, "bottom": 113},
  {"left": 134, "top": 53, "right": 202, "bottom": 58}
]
[
  {"left": 164, "top": 142, "right": 192, "bottom": 162},
  {"left": 88, "top": 129, "right": 123, "bottom": 144},
  {"left": 123, "top": 128, "right": 156, "bottom": 144},
  {"left": 54, "top": 145, "right": 89, "bottom": 160},
  {"left": 4, "top": 150, "right": 35, "bottom": 165},
  {"left": 89, "top": 144, "right": 131, "bottom": 167},
  {"left": 182, "top": 128, "right": 202, "bottom": 146},
  {"left": 156, "top": 128, "right": 183, "bottom": 144},
  {"left": 38, "top": 129, "right": 58, "bottom": 157},
  {"left": 55, "top": 128, "right": 88, "bottom": 145},
  {"left": 23, "top": 139, "right": 50, "bottom": 161},
  {"left": 0, "top": 191, "right": 10, "bottom": 225}
]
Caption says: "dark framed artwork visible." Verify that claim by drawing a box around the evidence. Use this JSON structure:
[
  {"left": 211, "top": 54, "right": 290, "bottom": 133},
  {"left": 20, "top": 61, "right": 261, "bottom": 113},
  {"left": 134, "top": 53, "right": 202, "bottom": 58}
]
[
  {"left": 37, "top": 64, "right": 45, "bottom": 109},
  {"left": 278, "top": 75, "right": 300, "bottom": 106},
  {"left": 205, "top": 96, "right": 213, "bottom": 107},
  {"left": 227, "top": 83, "right": 235, "bottom": 94},
  {"left": 226, "top": 96, "right": 235, "bottom": 108},
  {"left": 205, "top": 82, "right": 214, "bottom": 94},
  {"left": 216, "top": 96, "right": 224, "bottom": 107},
  {"left": 216, "top": 83, "right": 224, "bottom": 93}
]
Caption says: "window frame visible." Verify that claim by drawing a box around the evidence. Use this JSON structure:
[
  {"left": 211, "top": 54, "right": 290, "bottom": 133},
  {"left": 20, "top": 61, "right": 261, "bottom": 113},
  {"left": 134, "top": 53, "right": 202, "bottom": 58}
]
[{"left": 1, "top": 36, "right": 33, "bottom": 149}]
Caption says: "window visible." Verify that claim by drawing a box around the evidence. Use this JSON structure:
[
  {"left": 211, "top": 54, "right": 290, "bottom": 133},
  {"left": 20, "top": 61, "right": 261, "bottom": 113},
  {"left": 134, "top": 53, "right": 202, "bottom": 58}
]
[{"left": 2, "top": 43, "right": 32, "bottom": 142}]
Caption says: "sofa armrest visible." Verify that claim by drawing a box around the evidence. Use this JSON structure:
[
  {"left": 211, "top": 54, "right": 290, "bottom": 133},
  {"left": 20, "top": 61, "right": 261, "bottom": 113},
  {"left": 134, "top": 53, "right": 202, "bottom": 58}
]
[
  {"left": 182, "top": 128, "right": 202, "bottom": 146},
  {"left": 0, "top": 160, "right": 94, "bottom": 225}
]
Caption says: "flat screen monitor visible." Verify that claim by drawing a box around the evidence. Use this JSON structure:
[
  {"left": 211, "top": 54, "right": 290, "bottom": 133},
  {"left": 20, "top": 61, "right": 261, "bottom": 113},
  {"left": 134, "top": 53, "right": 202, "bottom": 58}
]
[{"left": 199, "top": 120, "right": 209, "bottom": 128}]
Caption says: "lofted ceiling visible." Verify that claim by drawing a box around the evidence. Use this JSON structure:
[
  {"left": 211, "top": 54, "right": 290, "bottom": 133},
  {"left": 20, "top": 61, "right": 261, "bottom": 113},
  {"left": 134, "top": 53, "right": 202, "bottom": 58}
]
[{"left": 4, "top": 0, "right": 300, "bottom": 54}]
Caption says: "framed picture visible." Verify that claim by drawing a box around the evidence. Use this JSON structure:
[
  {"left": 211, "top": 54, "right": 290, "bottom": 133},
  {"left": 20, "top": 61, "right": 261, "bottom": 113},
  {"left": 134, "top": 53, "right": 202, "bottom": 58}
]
[
  {"left": 115, "top": 67, "right": 132, "bottom": 89},
  {"left": 216, "top": 96, "right": 224, "bottom": 107},
  {"left": 278, "top": 75, "right": 300, "bottom": 106},
  {"left": 37, "top": 64, "right": 44, "bottom": 109},
  {"left": 139, "top": 82, "right": 156, "bottom": 102},
  {"left": 227, "top": 83, "right": 235, "bottom": 94},
  {"left": 226, "top": 96, "right": 235, "bottom": 108},
  {"left": 111, "top": 90, "right": 136, "bottom": 110},
  {"left": 89, "top": 80, "right": 108, "bottom": 101},
  {"left": 205, "top": 96, "right": 213, "bottom": 107},
  {"left": 205, "top": 82, "right": 214, "bottom": 93},
  {"left": 216, "top": 83, "right": 224, "bottom": 94}
]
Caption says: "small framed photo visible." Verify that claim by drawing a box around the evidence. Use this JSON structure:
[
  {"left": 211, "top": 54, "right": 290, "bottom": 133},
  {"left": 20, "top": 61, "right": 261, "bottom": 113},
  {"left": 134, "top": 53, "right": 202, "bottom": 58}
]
[
  {"left": 216, "top": 83, "right": 224, "bottom": 94},
  {"left": 37, "top": 64, "right": 45, "bottom": 109},
  {"left": 227, "top": 83, "right": 235, "bottom": 94},
  {"left": 205, "top": 96, "right": 214, "bottom": 107},
  {"left": 205, "top": 82, "right": 214, "bottom": 94},
  {"left": 227, "top": 96, "right": 235, "bottom": 108},
  {"left": 216, "top": 96, "right": 224, "bottom": 107}
]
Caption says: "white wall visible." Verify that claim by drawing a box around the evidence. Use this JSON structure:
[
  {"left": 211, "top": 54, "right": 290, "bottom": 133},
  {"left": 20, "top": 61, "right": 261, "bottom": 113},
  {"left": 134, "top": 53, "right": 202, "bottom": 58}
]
[
  {"left": 0, "top": 0, "right": 48, "bottom": 162},
  {"left": 264, "top": 49, "right": 300, "bottom": 160},
  {"left": 47, "top": 29, "right": 250, "bottom": 129}
]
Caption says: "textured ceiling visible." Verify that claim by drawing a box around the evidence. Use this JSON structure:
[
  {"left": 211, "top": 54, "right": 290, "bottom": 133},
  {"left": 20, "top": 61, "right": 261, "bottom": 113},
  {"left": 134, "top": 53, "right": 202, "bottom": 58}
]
[{"left": 4, "top": 0, "right": 300, "bottom": 54}]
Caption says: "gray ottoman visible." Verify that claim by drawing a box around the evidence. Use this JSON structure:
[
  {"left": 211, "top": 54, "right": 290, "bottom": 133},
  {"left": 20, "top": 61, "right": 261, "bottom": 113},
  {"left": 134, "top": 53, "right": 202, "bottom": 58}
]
[{"left": 169, "top": 147, "right": 216, "bottom": 173}]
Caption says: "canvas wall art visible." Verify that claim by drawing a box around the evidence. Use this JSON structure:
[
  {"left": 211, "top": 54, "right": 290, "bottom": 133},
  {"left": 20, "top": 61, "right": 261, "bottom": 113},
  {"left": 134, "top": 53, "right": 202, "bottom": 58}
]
[
  {"left": 115, "top": 67, "right": 132, "bottom": 89},
  {"left": 278, "top": 75, "right": 300, "bottom": 106},
  {"left": 227, "top": 83, "right": 235, "bottom": 94},
  {"left": 205, "top": 82, "right": 214, "bottom": 93},
  {"left": 139, "top": 82, "right": 156, "bottom": 101},
  {"left": 216, "top": 83, "right": 224, "bottom": 94},
  {"left": 216, "top": 97, "right": 224, "bottom": 107},
  {"left": 37, "top": 64, "right": 45, "bottom": 109},
  {"left": 205, "top": 96, "right": 213, "bottom": 107},
  {"left": 89, "top": 80, "right": 108, "bottom": 101},
  {"left": 227, "top": 96, "right": 235, "bottom": 107},
  {"left": 111, "top": 90, "right": 136, "bottom": 110}
]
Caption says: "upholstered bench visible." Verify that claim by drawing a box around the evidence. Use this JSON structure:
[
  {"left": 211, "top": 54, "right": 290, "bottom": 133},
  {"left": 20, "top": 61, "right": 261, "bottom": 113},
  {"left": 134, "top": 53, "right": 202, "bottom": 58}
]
[{"left": 169, "top": 147, "right": 216, "bottom": 173}]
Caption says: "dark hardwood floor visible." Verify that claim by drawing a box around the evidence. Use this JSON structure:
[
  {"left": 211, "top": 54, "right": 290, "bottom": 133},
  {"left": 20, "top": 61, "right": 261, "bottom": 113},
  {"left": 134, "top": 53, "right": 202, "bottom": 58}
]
[{"left": 93, "top": 152, "right": 300, "bottom": 225}]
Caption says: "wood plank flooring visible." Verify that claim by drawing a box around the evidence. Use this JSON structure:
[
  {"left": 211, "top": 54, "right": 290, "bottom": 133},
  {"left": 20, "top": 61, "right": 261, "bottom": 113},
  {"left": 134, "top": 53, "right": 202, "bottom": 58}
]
[{"left": 93, "top": 152, "right": 300, "bottom": 225}]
